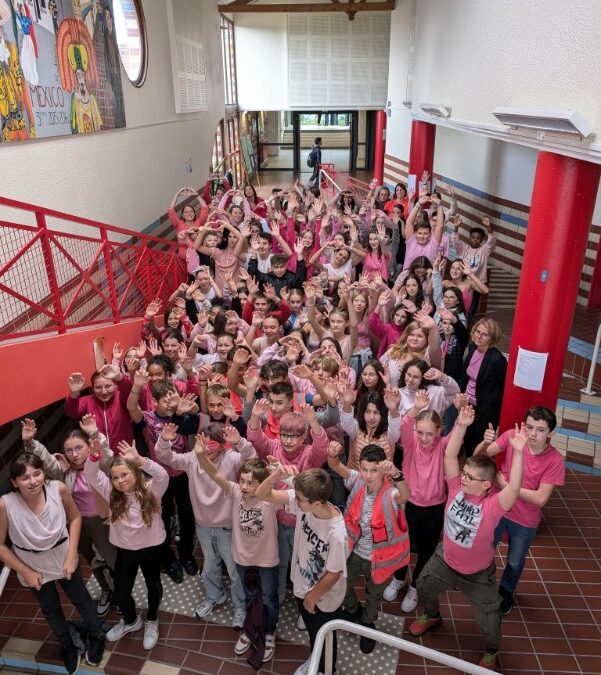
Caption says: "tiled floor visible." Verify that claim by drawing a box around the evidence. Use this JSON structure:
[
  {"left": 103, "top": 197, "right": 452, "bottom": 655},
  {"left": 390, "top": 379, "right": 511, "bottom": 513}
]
[{"left": 0, "top": 470, "right": 600, "bottom": 675}]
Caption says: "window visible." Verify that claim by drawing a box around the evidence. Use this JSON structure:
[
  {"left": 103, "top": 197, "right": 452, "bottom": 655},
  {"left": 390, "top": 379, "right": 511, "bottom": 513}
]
[
  {"left": 220, "top": 16, "right": 238, "bottom": 107},
  {"left": 112, "top": 0, "right": 147, "bottom": 87}
]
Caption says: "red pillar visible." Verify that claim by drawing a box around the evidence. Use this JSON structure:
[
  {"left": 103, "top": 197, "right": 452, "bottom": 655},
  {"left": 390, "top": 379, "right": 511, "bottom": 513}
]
[
  {"left": 373, "top": 110, "right": 387, "bottom": 184},
  {"left": 408, "top": 120, "right": 436, "bottom": 187},
  {"left": 499, "top": 152, "right": 601, "bottom": 430}
]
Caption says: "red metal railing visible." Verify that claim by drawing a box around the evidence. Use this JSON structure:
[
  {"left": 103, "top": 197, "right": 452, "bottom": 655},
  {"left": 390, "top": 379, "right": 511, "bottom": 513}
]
[{"left": 0, "top": 197, "right": 187, "bottom": 342}]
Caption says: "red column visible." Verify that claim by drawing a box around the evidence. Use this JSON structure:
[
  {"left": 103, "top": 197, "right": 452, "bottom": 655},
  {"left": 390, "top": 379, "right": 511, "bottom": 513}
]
[
  {"left": 373, "top": 110, "right": 387, "bottom": 184},
  {"left": 499, "top": 152, "right": 601, "bottom": 430},
  {"left": 408, "top": 120, "right": 436, "bottom": 186}
]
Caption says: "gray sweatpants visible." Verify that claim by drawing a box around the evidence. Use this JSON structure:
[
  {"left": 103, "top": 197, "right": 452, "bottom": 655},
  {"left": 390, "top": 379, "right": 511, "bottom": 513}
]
[{"left": 417, "top": 543, "right": 502, "bottom": 653}]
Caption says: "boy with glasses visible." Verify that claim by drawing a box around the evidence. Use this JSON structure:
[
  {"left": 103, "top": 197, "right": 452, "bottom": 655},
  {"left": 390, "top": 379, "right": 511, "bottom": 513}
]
[
  {"left": 409, "top": 405, "right": 524, "bottom": 671},
  {"left": 475, "top": 405, "right": 565, "bottom": 615}
]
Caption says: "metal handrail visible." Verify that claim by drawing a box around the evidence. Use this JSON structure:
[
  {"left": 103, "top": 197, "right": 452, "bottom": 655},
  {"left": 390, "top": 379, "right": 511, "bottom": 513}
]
[
  {"left": 308, "top": 619, "right": 499, "bottom": 675},
  {"left": 0, "top": 565, "right": 10, "bottom": 601},
  {"left": 580, "top": 322, "right": 601, "bottom": 395},
  {"left": 318, "top": 168, "right": 343, "bottom": 194}
]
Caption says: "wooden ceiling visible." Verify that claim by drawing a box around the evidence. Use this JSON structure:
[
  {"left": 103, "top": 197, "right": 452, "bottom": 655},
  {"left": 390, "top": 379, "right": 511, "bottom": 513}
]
[{"left": 219, "top": 1, "right": 395, "bottom": 20}]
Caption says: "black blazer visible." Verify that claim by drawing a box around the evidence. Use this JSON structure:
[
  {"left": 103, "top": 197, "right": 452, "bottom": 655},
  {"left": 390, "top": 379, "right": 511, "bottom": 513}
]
[{"left": 460, "top": 345, "right": 507, "bottom": 418}]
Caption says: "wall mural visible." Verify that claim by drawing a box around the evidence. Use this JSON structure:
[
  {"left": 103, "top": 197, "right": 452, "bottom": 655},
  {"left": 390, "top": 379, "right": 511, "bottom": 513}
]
[{"left": 0, "top": 0, "right": 126, "bottom": 142}]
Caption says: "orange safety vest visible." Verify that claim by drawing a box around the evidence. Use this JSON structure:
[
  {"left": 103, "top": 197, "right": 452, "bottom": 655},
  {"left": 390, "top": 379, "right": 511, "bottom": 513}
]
[{"left": 344, "top": 479, "right": 410, "bottom": 584}]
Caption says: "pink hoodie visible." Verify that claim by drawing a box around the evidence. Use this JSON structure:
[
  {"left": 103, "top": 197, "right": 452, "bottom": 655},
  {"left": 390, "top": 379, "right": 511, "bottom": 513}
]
[
  {"left": 153, "top": 436, "right": 257, "bottom": 527},
  {"left": 246, "top": 425, "right": 329, "bottom": 526}
]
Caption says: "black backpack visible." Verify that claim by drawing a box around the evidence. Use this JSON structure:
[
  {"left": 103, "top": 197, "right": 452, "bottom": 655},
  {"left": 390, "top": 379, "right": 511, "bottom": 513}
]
[{"left": 307, "top": 147, "right": 318, "bottom": 168}]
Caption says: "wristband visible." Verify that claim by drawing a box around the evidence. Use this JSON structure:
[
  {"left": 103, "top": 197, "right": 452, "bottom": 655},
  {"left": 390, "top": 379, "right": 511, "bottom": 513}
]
[{"left": 392, "top": 472, "right": 405, "bottom": 482}]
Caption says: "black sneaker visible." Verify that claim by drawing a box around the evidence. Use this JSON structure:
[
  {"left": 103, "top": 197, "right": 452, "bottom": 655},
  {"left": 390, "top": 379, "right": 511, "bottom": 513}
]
[
  {"left": 60, "top": 645, "right": 81, "bottom": 674},
  {"left": 163, "top": 560, "right": 184, "bottom": 584},
  {"left": 499, "top": 586, "right": 516, "bottom": 616},
  {"left": 86, "top": 631, "right": 106, "bottom": 666},
  {"left": 343, "top": 603, "right": 363, "bottom": 623},
  {"left": 359, "top": 622, "right": 376, "bottom": 654},
  {"left": 181, "top": 557, "right": 199, "bottom": 576}
]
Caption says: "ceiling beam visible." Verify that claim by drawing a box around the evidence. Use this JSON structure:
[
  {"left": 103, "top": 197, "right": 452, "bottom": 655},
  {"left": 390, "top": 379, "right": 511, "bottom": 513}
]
[{"left": 219, "top": 1, "right": 395, "bottom": 14}]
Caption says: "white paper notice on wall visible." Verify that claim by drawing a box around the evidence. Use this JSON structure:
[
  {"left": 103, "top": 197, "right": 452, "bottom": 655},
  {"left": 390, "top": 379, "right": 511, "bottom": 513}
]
[
  {"left": 513, "top": 348, "right": 548, "bottom": 391},
  {"left": 407, "top": 174, "right": 417, "bottom": 193}
]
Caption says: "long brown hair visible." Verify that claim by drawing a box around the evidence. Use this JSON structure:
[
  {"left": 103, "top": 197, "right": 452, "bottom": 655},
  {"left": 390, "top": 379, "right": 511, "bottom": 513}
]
[{"left": 108, "top": 458, "right": 160, "bottom": 529}]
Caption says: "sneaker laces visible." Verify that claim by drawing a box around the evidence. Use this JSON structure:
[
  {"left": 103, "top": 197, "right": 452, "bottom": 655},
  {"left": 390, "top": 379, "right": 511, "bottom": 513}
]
[
  {"left": 483, "top": 652, "right": 496, "bottom": 665},
  {"left": 416, "top": 612, "right": 431, "bottom": 625}
]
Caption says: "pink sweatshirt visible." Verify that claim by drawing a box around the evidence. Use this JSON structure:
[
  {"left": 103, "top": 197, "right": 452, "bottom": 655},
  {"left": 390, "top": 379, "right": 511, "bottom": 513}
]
[
  {"left": 153, "top": 436, "right": 257, "bottom": 527},
  {"left": 84, "top": 457, "right": 168, "bottom": 550},
  {"left": 401, "top": 414, "right": 449, "bottom": 507},
  {"left": 246, "top": 425, "right": 329, "bottom": 526},
  {"left": 65, "top": 378, "right": 133, "bottom": 448},
  {"left": 368, "top": 312, "right": 403, "bottom": 358}
]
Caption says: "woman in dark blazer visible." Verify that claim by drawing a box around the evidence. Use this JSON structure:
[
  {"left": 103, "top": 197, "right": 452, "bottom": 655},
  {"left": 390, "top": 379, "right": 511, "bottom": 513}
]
[{"left": 460, "top": 318, "right": 507, "bottom": 456}]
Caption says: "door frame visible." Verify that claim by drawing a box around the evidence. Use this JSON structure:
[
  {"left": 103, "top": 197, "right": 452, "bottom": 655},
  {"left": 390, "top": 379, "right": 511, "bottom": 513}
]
[{"left": 292, "top": 111, "right": 357, "bottom": 175}]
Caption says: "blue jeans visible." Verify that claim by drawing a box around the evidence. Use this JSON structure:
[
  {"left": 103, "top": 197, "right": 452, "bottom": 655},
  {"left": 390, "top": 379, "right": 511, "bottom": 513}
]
[
  {"left": 493, "top": 517, "right": 538, "bottom": 593},
  {"left": 236, "top": 564, "right": 279, "bottom": 634},
  {"left": 196, "top": 526, "right": 246, "bottom": 611},
  {"left": 277, "top": 522, "right": 295, "bottom": 600}
]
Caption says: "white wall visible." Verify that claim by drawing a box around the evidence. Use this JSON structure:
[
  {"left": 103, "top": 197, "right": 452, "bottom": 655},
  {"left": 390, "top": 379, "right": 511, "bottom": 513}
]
[
  {"left": 0, "top": 0, "right": 225, "bottom": 232},
  {"left": 234, "top": 13, "right": 288, "bottom": 111}
]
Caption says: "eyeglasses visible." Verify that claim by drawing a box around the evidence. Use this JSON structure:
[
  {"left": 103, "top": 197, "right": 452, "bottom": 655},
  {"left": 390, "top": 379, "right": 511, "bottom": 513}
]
[
  {"left": 64, "top": 445, "right": 86, "bottom": 455},
  {"left": 473, "top": 329, "right": 490, "bottom": 338},
  {"left": 280, "top": 432, "right": 302, "bottom": 441},
  {"left": 461, "top": 470, "right": 489, "bottom": 483}
]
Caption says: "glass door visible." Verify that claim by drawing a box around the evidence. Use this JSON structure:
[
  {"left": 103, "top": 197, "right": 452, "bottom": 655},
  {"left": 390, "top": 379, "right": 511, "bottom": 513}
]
[{"left": 295, "top": 112, "right": 352, "bottom": 181}]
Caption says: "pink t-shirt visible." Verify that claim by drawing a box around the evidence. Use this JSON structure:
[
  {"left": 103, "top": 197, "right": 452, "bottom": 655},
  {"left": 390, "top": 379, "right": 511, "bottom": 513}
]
[
  {"left": 497, "top": 431, "right": 565, "bottom": 528},
  {"left": 211, "top": 247, "right": 241, "bottom": 288},
  {"left": 443, "top": 476, "right": 504, "bottom": 574},
  {"left": 72, "top": 470, "right": 98, "bottom": 517},
  {"left": 403, "top": 234, "right": 440, "bottom": 270},
  {"left": 466, "top": 349, "right": 486, "bottom": 405},
  {"left": 229, "top": 483, "right": 280, "bottom": 568},
  {"left": 401, "top": 415, "right": 448, "bottom": 507},
  {"left": 362, "top": 251, "right": 390, "bottom": 280}
]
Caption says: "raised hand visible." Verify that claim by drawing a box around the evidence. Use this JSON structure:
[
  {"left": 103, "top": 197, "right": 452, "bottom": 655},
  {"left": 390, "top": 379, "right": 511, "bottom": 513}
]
[
  {"left": 116, "top": 440, "right": 142, "bottom": 465},
  {"left": 21, "top": 418, "right": 37, "bottom": 443},
  {"left": 145, "top": 298, "right": 162, "bottom": 318},
  {"left": 457, "top": 404, "right": 475, "bottom": 427},
  {"left": 280, "top": 286, "right": 290, "bottom": 302},
  {"left": 264, "top": 283, "right": 277, "bottom": 302},
  {"left": 298, "top": 402, "right": 316, "bottom": 423},
  {"left": 377, "top": 289, "right": 392, "bottom": 306},
  {"left": 414, "top": 310, "right": 435, "bottom": 330},
  {"left": 219, "top": 396, "right": 237, "bottom": 419},
  {"left": 510, "top": 423, "right": 528, "bottom": 452},
  {"left": 135, "top": 340, "right": 147, "bottom": 359},
  {"left": 242, "top": 367, "right": 260, "bottom": 391},
  {"left": 378, "top": 460, "right": 399, "bottom": 478},
  {"left": 160, "top": 422, "right": 179, "bottom": 442},
  {"left": 482, "top": 216, "right": 491, "bottom": 230},
  {"left": 291, "top": 364, "right": 313, "bottom": 380},
  {"left": 293, "top": 237, "right": 304, "bottom": 257},
  {"left": 148, "top": 337, "right": 162, "bottom": 356},
  {"left": 193, "top": 433, "right": 208, "bottom": 458},
  {"left": 112, "top": 342, "right": 123, "bottom": 361},
  {"left": 327, "top": 440, "right": 343, "bottom": 458},
  {"left": 453, "top": 392, "right": 469, "bottom": 411},
  {"left": 68, "top": 372, "right": 86, "bottom": 394},
  {"left": 134, "top": 369, "right": 149, "bottom": 388},
  {"left": 177, "top": 393, "right": 198, "bottom": 415},
  {"left": 401, "top": 299, "right": 417, "bottom": 314},
  {"left": 340, "top": 382, "right": 357, "bottom": 408},
  {"left": 224, "top": 425, "right": 242, "bottom": 447},
  {"left": 383, "top": 387, "right": 401, "bottom": 412},
  {"left": 423, "top": 367, "right": 444, "bottom": 382},
  {"left": 413, "top": 389, "right": 430, "bottom": 412},
  {"left": 483, "top": 423, "right": 498, "bottom": 445},
  {"left": 79, "top": 414, "right": 98, "bottom": 437},
  {"left": 233, "top": 348, "right": 251, "bottom": 366},
  {"left": 251, "top": 398, "right": 271, "bottom": 418},
  {"left": 177, "top": 342, "right": 188, "bottom": 362}
]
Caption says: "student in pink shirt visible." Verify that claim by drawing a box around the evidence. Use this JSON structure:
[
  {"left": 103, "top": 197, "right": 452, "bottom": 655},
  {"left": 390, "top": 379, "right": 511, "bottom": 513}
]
[
  {"left": 153, "top": 422, "right": 255, "bottom": 629},
  {"left": 409, "top": 405, "right": 525, "bottom": 672},
  {"left": 403, "top": 192, "right": 444, "bottom": 270},
  {"left": 247, "top": 400, "right": 328, "bottom": 614},
  {"left": 84, "top": 439, "right": 169, "bottom": 651},
  {"left": 475, "top": 405, "right": 565, "bottom": 615},
  {"left": 195, "top": 446, "right": 280, "bottom": 664},
  {"left": 383, "top": 389, "right": 450, "bottom": 613}
]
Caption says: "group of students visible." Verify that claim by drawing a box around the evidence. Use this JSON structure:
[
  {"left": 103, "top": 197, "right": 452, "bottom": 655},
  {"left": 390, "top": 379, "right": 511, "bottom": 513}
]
[{"left": 0, "top": 170, "right": 565, "bottom": 675}]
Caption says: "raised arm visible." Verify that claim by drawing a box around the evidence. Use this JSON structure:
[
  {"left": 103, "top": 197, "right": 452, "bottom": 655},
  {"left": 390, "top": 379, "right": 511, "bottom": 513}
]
[
  {"left": 497, "top": 425, "right": 525, "bottom": 511},
  {"left": 192, "top": 434, "right": 233, "bottom": 495}
]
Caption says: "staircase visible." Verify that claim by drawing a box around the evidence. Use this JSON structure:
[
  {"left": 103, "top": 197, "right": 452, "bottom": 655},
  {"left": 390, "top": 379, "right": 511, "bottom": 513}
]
[
  {"left": 555, "top": 393, "right": 601, "bottom": 474},
  {"left": 486, "top": 263, "right": 520, "bottom": 309},
  {"left": 0, "top": 197, "right": 186, "bottom": 426}
]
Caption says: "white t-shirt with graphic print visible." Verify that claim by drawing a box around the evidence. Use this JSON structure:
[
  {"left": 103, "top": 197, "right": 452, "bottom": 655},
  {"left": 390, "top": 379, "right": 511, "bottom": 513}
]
[{"left": 286, "top": 490, "right": 348, "bottom": 612}]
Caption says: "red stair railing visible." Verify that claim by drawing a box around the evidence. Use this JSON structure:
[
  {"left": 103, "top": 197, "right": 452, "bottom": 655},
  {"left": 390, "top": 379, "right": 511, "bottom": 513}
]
[{"left": 0, "top": 197, "right": 187, "bottom": 342}]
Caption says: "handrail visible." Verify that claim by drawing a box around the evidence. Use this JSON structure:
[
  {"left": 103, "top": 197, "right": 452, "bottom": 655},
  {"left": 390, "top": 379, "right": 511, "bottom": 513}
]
[
  {"left": 580, "top": 322, "right": 601, "bottom": 395},
  {"left": 0, "top": 565, "right": 11, "bottom": 601},
  {"left": 0, "top": 197, "right": 187, "bottom": 342},
  {"left": 309, "top": 619, "right": 499, "bottom": 675},
  {"left": 319, "top": 168, "right": 343, "bottom": 194}
]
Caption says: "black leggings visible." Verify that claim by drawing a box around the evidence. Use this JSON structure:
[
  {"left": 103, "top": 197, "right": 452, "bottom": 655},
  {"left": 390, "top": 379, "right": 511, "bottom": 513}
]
[
  {"left": 32, "top": 567, "right": 103, "bottom": 650},
  {"left": 159, "top": 473, "right": 196, "bottom": 565},
  {"left": 394, "top": 501, "right": 445, "bottom": 586},
  {"left": 115, "top": 544, "right": 163, "bottom": 624}
]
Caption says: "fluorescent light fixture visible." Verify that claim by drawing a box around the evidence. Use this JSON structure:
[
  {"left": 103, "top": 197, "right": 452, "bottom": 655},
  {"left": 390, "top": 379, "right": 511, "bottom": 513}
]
[
  {"left": 418, "top": 103, "right": 451, "bottom": 118},
  {"left": 492, "top": 107, "right": 592, "bottom": 138}
]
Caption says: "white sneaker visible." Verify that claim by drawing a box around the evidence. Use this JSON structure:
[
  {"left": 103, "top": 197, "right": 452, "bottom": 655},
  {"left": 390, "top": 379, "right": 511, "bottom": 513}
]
[
  {"left": 383, "top": 576, "right": 405, "bottom": 602},
  {"left": 296, "top": 613, "right": 306, "bottom": 631},
  {"left": 401, "top": 585, "right": 419, "bottom": 613},
  {"left": 233, "top": 608, "right": 246, "bottom": 630},
  {"left": 262, "top": 633, "right": 276, "bottom": 662},
  {"left": 234, "top": 632, "right": 252, "bottom": 655},
  {"left": 106, "top": 616, "right": 143, "bottom": 642},
  {"left": 194, "top": 593, "right": 227, "bottom": 620},
  {"left": 143, "top": 620, "right": 159, "bottom": 650}
]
